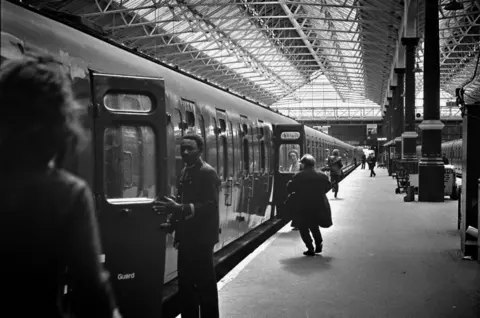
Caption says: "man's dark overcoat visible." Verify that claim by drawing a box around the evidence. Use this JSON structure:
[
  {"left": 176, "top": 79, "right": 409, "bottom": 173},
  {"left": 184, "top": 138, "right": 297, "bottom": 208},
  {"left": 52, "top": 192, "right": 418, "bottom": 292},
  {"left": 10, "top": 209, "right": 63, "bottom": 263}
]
[{"left": 287, "top": 169, "right": 332, "bottom": 228}]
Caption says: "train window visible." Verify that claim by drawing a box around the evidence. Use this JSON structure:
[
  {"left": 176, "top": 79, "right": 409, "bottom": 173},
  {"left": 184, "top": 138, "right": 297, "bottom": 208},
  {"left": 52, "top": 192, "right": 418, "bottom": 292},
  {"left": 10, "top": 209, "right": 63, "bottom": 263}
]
[
  {"left": 219, "top": 134, "right": 227, "bottom": 181},
  {"left": 228, "top": 122, "right": 234, "bottom": 178},
  {"left": 172, "top": 109, "right": 184, "bottom": 179},
  {"left": 197, "top": 115, "right": 207, "bottom": 159},
  {"left": 103, "top": 125, "right": 156, "bottom": 203},
  {"left": 260, "top": 140, "right": 266, "bottom": 173},
  {"left": 278, "top": 144, "right": 300, "bottom": 173},
  {"left": 243, "top": 138, "right": 250, "bottom": 174},
  {"left": 264, "top": 128, "right": 270, "bottom": 174},
  {"left": 103, "top": 93, "right": 152, "bottom": 112},
  {"left": 207, "top": 117, "right": 218, "bottom": 172},
  {"left": 249, "top": 126, "right": 255, "bottom": 174},
  {"left": 185, "top": 111, "right": 195, "bottom": 128}
]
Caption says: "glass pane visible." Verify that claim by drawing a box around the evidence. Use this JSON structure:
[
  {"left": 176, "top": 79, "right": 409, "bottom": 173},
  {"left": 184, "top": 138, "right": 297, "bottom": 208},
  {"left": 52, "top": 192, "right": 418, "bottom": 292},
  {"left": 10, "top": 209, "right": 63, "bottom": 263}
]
[
  {"left": 198, "top": 115, "right": 207, "bottom": 160},
  {"left": 104, "top": 125, "right": 156, "bottom": 203},
  {"left": 173, "top": 109, "right": 184, "bottom": 178},
  {"left": 104, "top": 93, "right": 152, "bottom": 112},
  {"left": 207, "top": 118, "right": 218, "bottom": 171},
  {"left": 278, "top": 144, "right": 300, "bottom": 173}
]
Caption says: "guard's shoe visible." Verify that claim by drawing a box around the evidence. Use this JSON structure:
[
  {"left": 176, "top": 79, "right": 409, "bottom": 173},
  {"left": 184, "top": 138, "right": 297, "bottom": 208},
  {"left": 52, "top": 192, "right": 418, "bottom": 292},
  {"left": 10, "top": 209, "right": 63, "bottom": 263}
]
[
  {"left": 292, "top": 227, "right": 299, "bottom": 231},
  {"left": 303, "top": 250, "right": 315, "bottom": 256},
  {"left": 315, "top": 244, "right": 323, "bottom": 254}
]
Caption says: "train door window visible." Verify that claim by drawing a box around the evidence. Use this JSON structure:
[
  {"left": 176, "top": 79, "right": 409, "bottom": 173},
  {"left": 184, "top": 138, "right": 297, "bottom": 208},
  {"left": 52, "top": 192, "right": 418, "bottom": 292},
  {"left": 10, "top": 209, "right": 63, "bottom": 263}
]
[
  {"left": 197, "top": 114, "right": 207, "bottom": 159},
  {"left": 278, "top": 144, "right": 301, "bottom": 173},
  {"left": 249, "top": 125, "right": 255, "bottom": 174},
  {"left": 172, "top": 109, "right": 184, "bottom": 177},
  {"left": 185, "top": 111, "right": 195, "bottom": 134},
  {"left": 237, "top": 124, "right": 244, "bottom": 177},
  {"left": 242, "top": 124, "right": 250, "bottom": 174},
  {"left": 104, "top": 94, "right": 152, "bottom": 112},
  {"left": 218, "top": 119, "right": 227, "bottom": 180},
  {"left": 207, "top": 117, "right": 219, "bottom": 172},
  {"left": 228, "top": 121, "right": 234, "bottom": 178},
  {"left": 263, "top": 126, "right": 270, "bottom": 174},
  {"left": 104, "top": 125, "right": 156, "bottom": 202}
]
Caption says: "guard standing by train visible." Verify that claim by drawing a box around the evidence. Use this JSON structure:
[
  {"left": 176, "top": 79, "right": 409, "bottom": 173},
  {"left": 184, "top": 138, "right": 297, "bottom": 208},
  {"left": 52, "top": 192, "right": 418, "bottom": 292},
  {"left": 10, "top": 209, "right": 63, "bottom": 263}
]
[{"left": 153, "top": 134, "right": 220, "bottom": 318}]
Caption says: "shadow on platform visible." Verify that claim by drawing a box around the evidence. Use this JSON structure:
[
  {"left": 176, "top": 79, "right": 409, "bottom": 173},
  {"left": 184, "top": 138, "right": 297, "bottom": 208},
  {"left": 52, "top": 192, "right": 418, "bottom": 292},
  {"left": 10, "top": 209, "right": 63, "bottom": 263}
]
[{"left": 279, "top": 255, "right": 333, "bottom": 276}]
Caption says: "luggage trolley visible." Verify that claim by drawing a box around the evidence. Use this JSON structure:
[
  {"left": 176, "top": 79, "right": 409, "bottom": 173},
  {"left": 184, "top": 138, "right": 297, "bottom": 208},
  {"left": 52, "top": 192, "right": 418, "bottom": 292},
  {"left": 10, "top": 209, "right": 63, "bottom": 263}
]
[{"left": 395, "top": 166, "right": 410, "bottom": 194}]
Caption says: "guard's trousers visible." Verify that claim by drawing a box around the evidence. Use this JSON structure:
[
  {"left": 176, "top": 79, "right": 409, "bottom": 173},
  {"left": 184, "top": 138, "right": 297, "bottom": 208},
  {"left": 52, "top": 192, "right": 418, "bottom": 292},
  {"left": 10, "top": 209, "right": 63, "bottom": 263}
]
[{"left": 178, "top": 243, "right": 219, "bottom": 318}]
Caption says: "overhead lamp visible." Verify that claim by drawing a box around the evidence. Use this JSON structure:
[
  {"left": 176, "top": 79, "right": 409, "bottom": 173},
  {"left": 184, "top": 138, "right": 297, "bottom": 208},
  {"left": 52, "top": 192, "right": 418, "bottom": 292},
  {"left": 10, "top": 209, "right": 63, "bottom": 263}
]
[
  {"left": 414, "top": 63, "right": 423, "bottom": 73},
  {"left": 444, "top": 0, "right": 464, "bottom": 11}
]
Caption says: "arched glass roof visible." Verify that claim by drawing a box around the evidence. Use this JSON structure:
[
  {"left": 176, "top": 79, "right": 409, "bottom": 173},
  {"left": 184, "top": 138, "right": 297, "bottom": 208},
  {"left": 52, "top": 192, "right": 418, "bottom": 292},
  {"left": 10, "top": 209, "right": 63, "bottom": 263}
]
[{"left": 24, "top": 0, "right": 480, "bottom": 119}]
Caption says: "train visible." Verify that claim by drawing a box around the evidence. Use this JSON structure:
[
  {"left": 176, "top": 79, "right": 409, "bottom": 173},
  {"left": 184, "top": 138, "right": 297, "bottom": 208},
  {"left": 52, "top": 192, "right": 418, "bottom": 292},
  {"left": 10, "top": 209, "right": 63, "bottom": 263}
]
[
  {"left": 1, "top": 1, "right": 362, "bottom": 317},
  {"left": 416, "top": 138, "right": 463, "bottom": 177}
]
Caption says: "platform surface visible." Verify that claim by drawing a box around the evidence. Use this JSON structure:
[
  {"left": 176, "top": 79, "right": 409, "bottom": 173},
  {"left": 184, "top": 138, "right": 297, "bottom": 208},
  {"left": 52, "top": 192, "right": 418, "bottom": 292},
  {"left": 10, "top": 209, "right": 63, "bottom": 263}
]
[{"left": 217, "top": 166, "right": 480, "bottom": 318}]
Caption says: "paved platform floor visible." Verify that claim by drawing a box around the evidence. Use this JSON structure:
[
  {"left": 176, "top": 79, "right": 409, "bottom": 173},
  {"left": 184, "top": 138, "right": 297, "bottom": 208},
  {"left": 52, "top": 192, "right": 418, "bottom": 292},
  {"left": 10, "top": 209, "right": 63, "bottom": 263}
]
[{"left": 217, "top": 166, "right": 480, "bottom": 318}]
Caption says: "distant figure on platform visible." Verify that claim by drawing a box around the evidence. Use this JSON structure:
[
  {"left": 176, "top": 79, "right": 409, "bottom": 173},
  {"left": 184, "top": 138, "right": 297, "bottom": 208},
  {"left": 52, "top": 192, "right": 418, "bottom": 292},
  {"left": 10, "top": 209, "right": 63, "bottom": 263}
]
[
  {"left": 286, "top": 154, "right": 332, "bottom": 256},
  {"left": 0, "top": 54, "right": 119, "bottom": 318},
  {"left": 442, "top": 153, "right": 450, "bottom": 165},
  {"left": 327, "top": 149, "right": 343, "bottom": 198},
  {"left": 367, "top": 153, "right": 377, "bottom": 177},
  {"left": 153, "top": 133, "right": 220, "bottom": 318},
  {"left": 288, "top": 149, "right": 300, "bottom": 172},
  {"left": 361, "top": 153, "right": 366, "bottom": 169}
]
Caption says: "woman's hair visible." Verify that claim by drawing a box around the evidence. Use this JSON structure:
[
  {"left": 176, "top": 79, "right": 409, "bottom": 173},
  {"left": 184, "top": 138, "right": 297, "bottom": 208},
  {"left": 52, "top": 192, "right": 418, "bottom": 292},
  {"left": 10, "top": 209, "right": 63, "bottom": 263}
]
[
  {"left": 300, "top": 154, "right": 316, "bottom": 168},
  {"left": 288, "top": 149, "right": 299, "bottom": 157},
  {"left": 332, "top": 149, "right": 340, "bottom": 156},
  {"left": 0, "top": 53, "right": 87, "bottom": 167}
]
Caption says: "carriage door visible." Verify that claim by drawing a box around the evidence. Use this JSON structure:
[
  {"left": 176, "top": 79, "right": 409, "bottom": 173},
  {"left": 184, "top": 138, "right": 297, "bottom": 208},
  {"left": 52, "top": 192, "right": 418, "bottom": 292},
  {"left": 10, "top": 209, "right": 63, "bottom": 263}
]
[
  {"left": 215, "top": 109, "right": 235, "bottom": 245},
  {"left": 272, "top": 124, "right": 305, "bottom": 219},
  {"left": 239, "top": 116, "right": 253, "bottom": 214},
  {"left": 91, "top": 73, "right": 167, "bottom": 318}
]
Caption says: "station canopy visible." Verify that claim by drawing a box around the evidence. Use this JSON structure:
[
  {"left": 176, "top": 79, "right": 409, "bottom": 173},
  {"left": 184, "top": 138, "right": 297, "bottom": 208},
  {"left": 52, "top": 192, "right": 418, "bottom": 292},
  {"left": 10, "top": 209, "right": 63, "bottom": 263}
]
[{"left": 30, "top": 0, "right": 480, "bottom": 119}]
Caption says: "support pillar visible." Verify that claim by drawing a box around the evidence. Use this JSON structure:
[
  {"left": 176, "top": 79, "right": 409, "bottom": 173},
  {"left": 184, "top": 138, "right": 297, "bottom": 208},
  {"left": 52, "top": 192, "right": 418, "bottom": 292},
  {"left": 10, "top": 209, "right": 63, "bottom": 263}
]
[
  {"left": 385, "top": 101, "right": 393, "bottom": 176},
  {"left": 460, "top": 105, "right": 480, "bottom": 260},
  {"left": 394, "top": 68, "right": 405, "bottom": 159},
  {"left": 401, "top": 37, "right": 420, "bottom": 188},
  {"left": 418, "top": 0, "right": 444, "bottom": 202}
]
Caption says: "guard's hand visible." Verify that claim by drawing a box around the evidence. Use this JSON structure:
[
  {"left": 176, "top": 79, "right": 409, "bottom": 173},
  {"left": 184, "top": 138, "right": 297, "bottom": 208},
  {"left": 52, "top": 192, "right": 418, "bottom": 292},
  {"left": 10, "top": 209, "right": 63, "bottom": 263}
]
[{"left": 153, "top": 196, "right": 181, "bottom": 214}]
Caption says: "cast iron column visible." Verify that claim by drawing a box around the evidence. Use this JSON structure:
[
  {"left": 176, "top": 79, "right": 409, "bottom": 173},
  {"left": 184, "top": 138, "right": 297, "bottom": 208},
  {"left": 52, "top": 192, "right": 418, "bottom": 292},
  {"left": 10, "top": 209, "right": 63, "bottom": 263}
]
[
  {"left": 418, "top": 0, "right": 444, "bottom": 202},
  {"left": 401, "top": 37, "right": 420, "bottom": 188},
  {"left": 394, "top": 69, "right": 405, "bottom": 158}
]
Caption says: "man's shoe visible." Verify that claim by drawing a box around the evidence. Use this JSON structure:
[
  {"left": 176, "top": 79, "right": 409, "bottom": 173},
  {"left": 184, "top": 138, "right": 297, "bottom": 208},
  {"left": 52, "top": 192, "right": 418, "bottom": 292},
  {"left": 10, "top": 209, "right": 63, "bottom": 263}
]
[
  {"left": 303, "top": 250, "right": 315, "bottom": 256},
  {"left": 315, "top": 244, "right": 323, "bottom": 253},
  {"left": 292, "top": 227, "right": 299, "bottom": 231}
]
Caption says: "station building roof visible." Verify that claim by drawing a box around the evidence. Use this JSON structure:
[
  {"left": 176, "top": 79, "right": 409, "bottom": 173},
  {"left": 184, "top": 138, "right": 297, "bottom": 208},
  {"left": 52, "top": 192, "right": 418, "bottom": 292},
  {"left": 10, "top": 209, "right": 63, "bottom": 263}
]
[{"left": 24, "top": 0, "right": 480, "bottom": 117}]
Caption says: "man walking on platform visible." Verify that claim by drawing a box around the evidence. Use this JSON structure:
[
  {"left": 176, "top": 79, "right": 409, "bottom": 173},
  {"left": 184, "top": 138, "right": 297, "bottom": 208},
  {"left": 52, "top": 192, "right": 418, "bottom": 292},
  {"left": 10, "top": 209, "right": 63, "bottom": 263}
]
[
  {"left": 153, "top": 134, "right": 220, "bottom": 318},
  {"left": 287, "top": 154, "right": 332, "bottom": 256}
]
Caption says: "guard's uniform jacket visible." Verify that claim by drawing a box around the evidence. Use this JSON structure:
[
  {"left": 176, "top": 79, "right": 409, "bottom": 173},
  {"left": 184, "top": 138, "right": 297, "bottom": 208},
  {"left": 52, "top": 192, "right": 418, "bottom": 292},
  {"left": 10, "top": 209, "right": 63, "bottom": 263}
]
[{"left": 175, "top": 158, "right": 221, "bottom": 246}]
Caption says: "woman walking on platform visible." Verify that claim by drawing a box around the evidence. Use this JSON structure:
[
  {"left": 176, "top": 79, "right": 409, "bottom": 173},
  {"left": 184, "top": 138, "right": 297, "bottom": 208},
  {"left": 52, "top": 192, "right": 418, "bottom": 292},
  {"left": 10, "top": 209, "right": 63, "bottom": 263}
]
[{"left": 0, "top": 54, "right": 119, "bottom": 318}]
